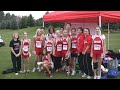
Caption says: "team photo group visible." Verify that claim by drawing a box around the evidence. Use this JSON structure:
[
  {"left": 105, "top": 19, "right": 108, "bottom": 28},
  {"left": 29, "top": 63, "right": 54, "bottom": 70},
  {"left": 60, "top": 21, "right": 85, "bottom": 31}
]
[{"left": 9, "top": 23, "right": 106, "bottom": 79}]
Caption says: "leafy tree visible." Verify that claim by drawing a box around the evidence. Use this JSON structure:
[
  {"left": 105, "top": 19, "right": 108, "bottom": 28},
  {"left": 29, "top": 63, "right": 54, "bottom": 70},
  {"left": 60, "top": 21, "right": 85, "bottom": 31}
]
[
  {"left": 0, "top": 20, "right": 7, "bottom": 29},
  {"left": 10, "top": 19, "right": 18, "bottom": 30},
  {"left": 19, "top": 16, "right": 28, "bottom": 29},
  {"left": 35, "top": 18, "right": 43, "bottom": 26},
  {"left": 0, "top": 11, "right": 4, "bottom": 22},
  {"left": 27, "top": 14, "right": 35, "bottom": 27},
  {"left": 6, "top": 21, "right": 11, "bottom": 29},
  {"left": 4, "top": 13, "right": 11, "bottom": 20}
]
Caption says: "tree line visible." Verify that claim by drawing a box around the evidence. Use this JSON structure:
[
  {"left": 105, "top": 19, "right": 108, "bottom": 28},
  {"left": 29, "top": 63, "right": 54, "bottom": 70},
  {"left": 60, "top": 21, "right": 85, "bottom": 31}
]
[
  {"left": 0, "top": 11, "right": 64, "bottom": 30},
  {"left": 1, "top": 11, "right": 120, "bottom": 30},
  {"left": 0, "top": 11, "right": 35, "bottom": 30},
  {"left": 102, "top": 23, "right": 120, "bottom": 31}
]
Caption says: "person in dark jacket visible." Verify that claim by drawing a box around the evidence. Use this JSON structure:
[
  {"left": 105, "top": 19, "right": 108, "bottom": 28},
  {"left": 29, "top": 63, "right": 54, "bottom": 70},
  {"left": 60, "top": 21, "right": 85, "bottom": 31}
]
[{"left": 9, "top": 32, "right": 21, "bottom": 75}]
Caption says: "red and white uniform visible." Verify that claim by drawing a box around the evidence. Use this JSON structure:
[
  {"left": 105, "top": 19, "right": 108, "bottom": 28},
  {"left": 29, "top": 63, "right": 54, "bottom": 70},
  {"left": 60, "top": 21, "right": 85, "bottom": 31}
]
[
  {"left": 42, "top": 55, "right": 49, "bottom": 62},
  {"left": 42, "top": 55, "right": 53, "bottom": 67},
  {"left": 22, "top": 39, "right": 29, "bottom": 58},
  {"left": 83, "top": 35, "right": 92, "bottom": 54},
  {"left": 77, "top": 33, "right": 85, "bottom": 54},
  {"left": 92, "top": 34, "right": 105, "bottom": 59},
  {"left": 62, "top": 37, "right": 69, "bottom": 58},
  {"left": 35, "top": 37, "right": 43, "bottom": 55},
  {"left": 46, "top": 40, "right": 53, "bottom": 54},
  {"left": 55, "top": 38, "right": 63, "bottom": 57},
  {"left": 71, "top": 35, "right": 77, "bottom": 54}
]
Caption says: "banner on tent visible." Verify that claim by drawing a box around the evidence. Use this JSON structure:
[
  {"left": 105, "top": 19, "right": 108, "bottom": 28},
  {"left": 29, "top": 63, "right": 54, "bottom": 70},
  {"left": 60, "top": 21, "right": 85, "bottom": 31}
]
[{"left": 69, "top": 23, "right": 98, "bottom": 35}]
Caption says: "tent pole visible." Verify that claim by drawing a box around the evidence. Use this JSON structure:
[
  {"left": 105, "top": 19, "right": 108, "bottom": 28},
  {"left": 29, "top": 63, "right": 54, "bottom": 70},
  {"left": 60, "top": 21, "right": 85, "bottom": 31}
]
[
  {"left": 99, "top": 16, "right": 102, "bottom": 28},
  {"left": 108, "top": 23, "right": 110, "bottom": 50},
  {"left": 43, "top": 21, "right": 44, "bottom": 27}
]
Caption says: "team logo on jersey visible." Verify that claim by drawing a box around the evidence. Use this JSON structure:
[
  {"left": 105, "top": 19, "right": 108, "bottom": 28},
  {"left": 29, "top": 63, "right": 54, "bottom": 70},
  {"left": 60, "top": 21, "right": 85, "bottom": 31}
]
[
  {"left": 63, "top": 42, "right": 67, "bottom": 44},
  {"left": 63, "top": 45, "right": 68, "bottom": 50},
  {"left": 47, "top": 47, "right": 52, "bottom": 52},
  {"left": 94, "top": 40, "right": 101, "bottom": 43},
  {"left": 23, "top": 45, "right": 29, "bottom": 52},
  {"left": 94, "top": 44, "right": 101, "bottom": 50},
  {"left": 57, "top": 44, "right": 62, "bottom": 51},
  {"left": 36, "top": 41, "right": 42, "bottom": 48}
]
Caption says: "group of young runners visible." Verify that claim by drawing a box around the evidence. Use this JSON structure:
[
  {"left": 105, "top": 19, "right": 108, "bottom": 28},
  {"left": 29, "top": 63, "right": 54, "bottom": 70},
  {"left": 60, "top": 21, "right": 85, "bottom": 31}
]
[{"left": 9, "top": 23, "right": 106, "bottom": 79}]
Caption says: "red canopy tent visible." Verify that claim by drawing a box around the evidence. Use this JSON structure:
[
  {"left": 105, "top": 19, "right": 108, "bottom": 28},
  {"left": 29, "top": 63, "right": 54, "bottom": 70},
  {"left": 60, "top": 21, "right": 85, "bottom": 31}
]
[
  {"left": 43, "top": 11, "right": 120, "bottom": 50},
  {"left": 43, "top": 11, "right": 120, "bottom": 23}
]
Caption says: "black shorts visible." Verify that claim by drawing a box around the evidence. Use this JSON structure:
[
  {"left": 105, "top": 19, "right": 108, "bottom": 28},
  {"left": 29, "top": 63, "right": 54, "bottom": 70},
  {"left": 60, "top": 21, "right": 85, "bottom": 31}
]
[
  {"left": 71, "top": 53, "right": 77, "bottom": 58},
  {"left": 50, "top": 54, "right": 54, "bottom": 61}
]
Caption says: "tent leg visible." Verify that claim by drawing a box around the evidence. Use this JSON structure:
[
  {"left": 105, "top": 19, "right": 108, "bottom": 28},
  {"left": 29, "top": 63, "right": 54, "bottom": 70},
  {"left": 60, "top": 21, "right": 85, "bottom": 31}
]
[
  {"left": 108, "top": 23, "right": 110, "bottom": 50},
  {"left": 43, "top": 21, "right": 44, "bottom": 27},
  {"left": 99, "top": 16, "right": 102, "bottom": 28}
]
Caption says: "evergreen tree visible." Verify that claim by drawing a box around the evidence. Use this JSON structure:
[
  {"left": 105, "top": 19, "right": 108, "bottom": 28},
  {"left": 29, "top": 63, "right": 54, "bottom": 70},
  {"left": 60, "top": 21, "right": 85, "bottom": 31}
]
[
  {"left": 27, "top": 14, "right": 35, "bottom": 27},
  {"left": 35, "top": 18, "right": 43, "bottom": 26},
  {"left": 19, "top": 16, "right": 27, "bottom": 29},
  {"left": 4, "top": 13, "right": 11, "bottom": 20},
  {"left": 0, "top": 20, "right": 6, "bottom": 29},
  {"left": 10, "top": 19, "right": 18, "bottom": 30},
  {"left": 0, "top": 11, "right": 4, "bottom": 22}
]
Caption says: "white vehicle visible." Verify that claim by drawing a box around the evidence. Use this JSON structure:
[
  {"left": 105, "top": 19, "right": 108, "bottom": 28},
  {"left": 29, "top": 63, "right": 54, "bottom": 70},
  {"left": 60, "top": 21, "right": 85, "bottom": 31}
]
[{"left": 0, "top": 35, "right": 5, "bottom": 47}]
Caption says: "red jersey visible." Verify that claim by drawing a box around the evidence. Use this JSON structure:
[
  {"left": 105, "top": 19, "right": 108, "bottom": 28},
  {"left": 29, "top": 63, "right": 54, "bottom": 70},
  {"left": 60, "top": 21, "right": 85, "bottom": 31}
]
[
  {"left": 55, "top": 38, "right": 63, "bottom": 57},
  {"left": 83, "top": 35, "right": 92, "bottom": 53},
  {"left": 77, "top": 33, "right": 85, "bottom": 54},
  {"left": 46, "top": 40, "right": 53, "bottom": 54},
  {"left": 22, "top": 39, "right": 29, "bottom": 55},
  {"left": 62, "top": 37, "right": 69, "bottom": 58},
  {"left": 35, "top": 37, "right": 43, "bottom": 49},
  {"left": 62, "top": 38, "right": 68, "bottom": 51},
  {"left": 35, "top": 37, "right": 43, "bottom": 55},
  {"left": 92, "top": 34, "right": 105, "bottom": 54},
  {"left": 22, "top": 39, "right": 29, "bottom": 58},
  {"left": 71, "top": 35, "right": 77, "bottom": 54},
  {"left": 42, "top": 55, "right": 48, "bottom": 61}
]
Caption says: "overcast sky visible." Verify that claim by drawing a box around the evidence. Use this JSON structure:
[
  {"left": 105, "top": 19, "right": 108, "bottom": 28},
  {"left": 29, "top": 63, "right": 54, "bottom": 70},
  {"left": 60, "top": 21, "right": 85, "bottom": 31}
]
[{"left": 4, "top": 11, "right": 54, "bottom": 20}]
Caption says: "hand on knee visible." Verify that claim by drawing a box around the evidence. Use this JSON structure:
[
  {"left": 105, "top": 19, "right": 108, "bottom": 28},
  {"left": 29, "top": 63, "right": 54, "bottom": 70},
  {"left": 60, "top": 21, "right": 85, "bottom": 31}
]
[{"left": 43, "top": 64, "right": 47, "bottom": 68}]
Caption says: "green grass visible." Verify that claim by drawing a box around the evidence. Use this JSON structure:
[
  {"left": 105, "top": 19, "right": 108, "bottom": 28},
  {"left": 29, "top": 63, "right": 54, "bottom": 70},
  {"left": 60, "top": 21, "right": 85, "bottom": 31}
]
[
  {"left": 104, "top": 32, "right": 120, "bottom": 52},
  {"left": 0, "top": 27, "right": 120, "bottom": 79}
]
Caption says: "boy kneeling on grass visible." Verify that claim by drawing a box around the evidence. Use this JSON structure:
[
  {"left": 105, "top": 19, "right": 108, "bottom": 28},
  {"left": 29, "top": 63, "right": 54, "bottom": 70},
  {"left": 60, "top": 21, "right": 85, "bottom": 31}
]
[{"left": 37, "top": 48, "right": 53, "bottom": 77}]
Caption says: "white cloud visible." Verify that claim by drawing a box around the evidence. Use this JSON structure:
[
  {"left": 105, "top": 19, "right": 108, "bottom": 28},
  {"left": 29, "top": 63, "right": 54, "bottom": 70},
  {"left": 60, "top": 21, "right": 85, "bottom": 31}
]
[{"left": 4, "top": 11, "right": 54, "bottom": 20}]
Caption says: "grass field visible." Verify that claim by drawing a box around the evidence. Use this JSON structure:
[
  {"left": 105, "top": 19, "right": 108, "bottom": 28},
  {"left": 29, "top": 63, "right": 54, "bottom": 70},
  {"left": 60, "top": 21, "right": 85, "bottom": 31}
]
[{"left": 0, "top": 27, "right": 120, "bottom": 79}]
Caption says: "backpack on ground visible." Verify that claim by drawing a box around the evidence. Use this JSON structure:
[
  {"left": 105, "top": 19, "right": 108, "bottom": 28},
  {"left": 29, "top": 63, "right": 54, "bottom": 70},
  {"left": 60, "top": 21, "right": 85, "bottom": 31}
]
[
  {"left": 107, "top": 58, "right": 119, "bottom": 78},
  {"left": 107, "top": 69, "right": 118, "bottom": 78},
  {"left": 2, "top": 68, "right": 14, "bottom": 74}
]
